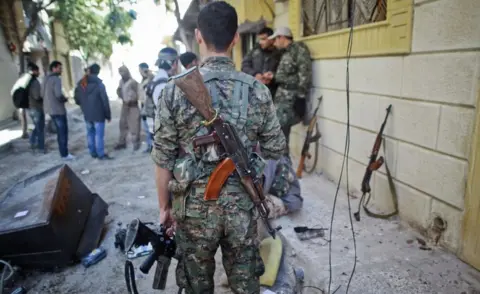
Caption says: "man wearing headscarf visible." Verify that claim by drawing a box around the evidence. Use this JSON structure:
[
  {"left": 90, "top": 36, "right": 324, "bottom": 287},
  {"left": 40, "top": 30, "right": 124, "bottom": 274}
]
[{"left": 115, "top": 65, "right": 141, "bottom": 151}]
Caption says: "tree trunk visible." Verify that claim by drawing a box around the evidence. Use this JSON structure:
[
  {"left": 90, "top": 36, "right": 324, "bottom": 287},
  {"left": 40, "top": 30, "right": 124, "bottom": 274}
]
[{"left": 172, "top": 0, "right": 192, "bottom": 51}]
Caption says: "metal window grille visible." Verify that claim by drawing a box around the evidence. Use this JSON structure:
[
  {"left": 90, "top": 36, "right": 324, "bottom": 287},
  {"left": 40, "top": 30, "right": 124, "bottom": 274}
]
[{"left": 302, "top": 0, "right": 387, "bottom": 37}]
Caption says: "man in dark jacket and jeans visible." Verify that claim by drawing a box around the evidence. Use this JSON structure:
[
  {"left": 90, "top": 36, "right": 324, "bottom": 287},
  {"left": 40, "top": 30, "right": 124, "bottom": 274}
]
[
  {"left": 27, "top": 62, "right": 45, "bottom": 153},
  {"left": 43, "top": 60, "right": 75, "bottom": 160},
  {"left": 74, "top": 63, "right": 112, "bottom": 160}
]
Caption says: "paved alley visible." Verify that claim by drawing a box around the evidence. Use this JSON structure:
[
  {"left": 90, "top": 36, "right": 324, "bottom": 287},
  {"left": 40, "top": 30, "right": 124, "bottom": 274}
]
[{"left": 0, "top": 102, "right": 479, "bottom": 294}]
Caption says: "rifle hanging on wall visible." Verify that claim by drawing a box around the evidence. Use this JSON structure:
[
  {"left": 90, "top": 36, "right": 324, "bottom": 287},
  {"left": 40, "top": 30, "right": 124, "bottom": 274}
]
[{"left": 353, "top": 104, "right": 399, "bottom": 221}]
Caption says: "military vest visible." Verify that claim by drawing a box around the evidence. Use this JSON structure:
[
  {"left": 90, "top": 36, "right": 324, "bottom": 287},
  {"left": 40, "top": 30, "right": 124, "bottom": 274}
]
[{"left": 172, "top": 69, "right": 265, "bottom": 189}]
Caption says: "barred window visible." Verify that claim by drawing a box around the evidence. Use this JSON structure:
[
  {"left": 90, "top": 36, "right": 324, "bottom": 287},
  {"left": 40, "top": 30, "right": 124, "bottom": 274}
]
[{"left": 302, "top": 0, "right": 387, "bottom": 37}]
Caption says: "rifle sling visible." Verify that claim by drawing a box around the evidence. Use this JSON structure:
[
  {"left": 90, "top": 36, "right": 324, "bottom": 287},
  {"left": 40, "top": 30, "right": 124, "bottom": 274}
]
[{"left": 359, "top": 138, "right": 399, "bottom": 219}]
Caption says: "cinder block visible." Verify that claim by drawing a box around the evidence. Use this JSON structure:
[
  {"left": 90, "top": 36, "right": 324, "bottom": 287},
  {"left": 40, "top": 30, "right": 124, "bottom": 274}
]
[
  {"left": 348, "top": 126, "right": 377, "bottom": 166},
  {"left": 378, "top": 97, "right": 441, "bottom": 149},
  {"left": 350, "top": 57, "right": 404, "bottom": 97},
  {"left": 372, "top": 173, "right": 432, "bottom": 228},
  {"left": 320, "top": 147, "right": 366, "bottom": 196},
  {"left": 412, "top": 0, "right": 480, "bottom": 52},
  {"left": 376, "top": 137, "right": 399, "bottom": 178},
  {"left": 437, "top": 106, "right": 476, "bottom": 159},
  {"left": 349, "top": 92, "right": 381, "bottom": 132},
  {"left": 312, "top": 59, "right": 346, "bottom": 90},
  {"left": 396, "top": 142, "right": 468, "bottom": 209},
  {"left": 317, "top": 119, "right": 347, "bottom": 155},
  {"left": 430, "top": 200, "right": 463, "bottom": 253},
  {"left": 402, "top": 52, "right": 479, "bottom": 106},
  {"left": 314, "top": 89, "right": 346, "bottom": 123}
]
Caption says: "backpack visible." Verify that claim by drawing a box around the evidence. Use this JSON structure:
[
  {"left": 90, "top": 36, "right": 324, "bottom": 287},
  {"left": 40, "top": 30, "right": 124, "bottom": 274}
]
[
  {"left": 11, "top": 73, "right": 33, "bottom": 109},
  {"left": 145, "top": 78, "right": 168, "bottom": 101}
]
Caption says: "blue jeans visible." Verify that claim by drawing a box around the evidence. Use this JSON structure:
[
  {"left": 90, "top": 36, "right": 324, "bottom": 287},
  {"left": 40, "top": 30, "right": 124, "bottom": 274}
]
[
  {"left": 28, "top": 109, "right": 45, "bottom": 150},
  {"left": 141, "top": 117, "right": 152, "bottom": 148},
  {"left": 86, "top": 121, "right": 106, "bottom": 158},
  {"left": 50, "top": 114, "right": 69, "bottom": 157}
]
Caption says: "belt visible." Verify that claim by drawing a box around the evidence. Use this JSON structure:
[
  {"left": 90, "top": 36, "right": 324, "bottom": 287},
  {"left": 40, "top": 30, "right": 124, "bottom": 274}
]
[{"left": 191, "top": 183, "right": 245, "bottom": 194}]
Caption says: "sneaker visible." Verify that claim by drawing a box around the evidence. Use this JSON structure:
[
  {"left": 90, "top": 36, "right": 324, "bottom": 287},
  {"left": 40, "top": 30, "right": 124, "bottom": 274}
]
[
  {"left": 91, "top": 153, "right": 98, "bottom": 159},
  {"left": 98, "top": 154, "right": 114, "bottom": 160},
  {"left": 62, "top": 154, "right": 76, "bottom": 161}
]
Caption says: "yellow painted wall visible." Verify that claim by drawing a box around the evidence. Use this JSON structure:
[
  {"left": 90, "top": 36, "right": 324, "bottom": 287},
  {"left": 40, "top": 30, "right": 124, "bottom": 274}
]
[{"left": 276, "top": 0, "right": 480, "bottom": 256}]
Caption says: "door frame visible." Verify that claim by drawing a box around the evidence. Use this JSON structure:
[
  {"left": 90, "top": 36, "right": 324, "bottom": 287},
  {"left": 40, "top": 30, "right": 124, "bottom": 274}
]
[{"left": 460, "top": 79, "right": 480, "bottom": 270}]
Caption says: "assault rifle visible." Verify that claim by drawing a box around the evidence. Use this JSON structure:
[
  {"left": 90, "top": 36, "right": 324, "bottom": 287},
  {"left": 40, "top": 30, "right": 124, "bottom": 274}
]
[
  {"left": 173, "top": 67, "right": 281, "bottom": 239},
  {"left": 123, "top": 219, "right": 177, "bottom": 294},
  {"left": 353, "top": 104, "right": 398, "bottom": 221},
  {"left": 296, "top": 96, "right": 322, "bottom": 178}
]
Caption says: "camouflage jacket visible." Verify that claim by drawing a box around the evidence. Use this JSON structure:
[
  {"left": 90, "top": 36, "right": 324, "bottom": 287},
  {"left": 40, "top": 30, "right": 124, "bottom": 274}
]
[
  {"left": 273, "top": 41, "right": 312, "bottom": 127},
  {"left": 139, "top": 71, "right": 155, "bottom": 117},
  {"left": 241, "top": 45, "right": 283, "bottom": 95},
  {"left": 152, "top": 57, "right": 286, "bottom": 205}
]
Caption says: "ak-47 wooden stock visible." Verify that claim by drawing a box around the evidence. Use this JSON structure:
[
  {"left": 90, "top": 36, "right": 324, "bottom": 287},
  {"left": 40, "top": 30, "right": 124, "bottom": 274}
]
[
  {"left": 296, "top": 96, "right": 323, "bottom": 178},
  {"left": 173, "top": 67, "right": 280, "bottom": 238},
  {"left": 354, "top": 104, "right": 398, "bottom": 222}
]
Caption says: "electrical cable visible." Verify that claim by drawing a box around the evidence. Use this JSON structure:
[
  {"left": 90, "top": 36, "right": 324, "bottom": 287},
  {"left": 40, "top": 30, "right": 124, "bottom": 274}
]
[
  {"left": 327, "top": 1, "right": 357, "bottom": 293},
  {"left": 0, "top": 260, "right": 14, "bottom": 294}
]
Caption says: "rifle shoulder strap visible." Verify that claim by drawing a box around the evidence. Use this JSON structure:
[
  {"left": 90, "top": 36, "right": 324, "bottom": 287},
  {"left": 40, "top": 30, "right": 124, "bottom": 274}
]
[
  {"left": 362, "top": 138, "right": 399, "bottom": 219},
  {"left": 202, "top": 71, "right": 254, "bottom": 128}
]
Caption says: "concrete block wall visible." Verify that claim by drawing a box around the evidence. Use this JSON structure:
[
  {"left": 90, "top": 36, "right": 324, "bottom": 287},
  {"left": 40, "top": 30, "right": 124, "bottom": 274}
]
[
  {"left": 286, "top": 0, "right": 480, "bottom": 253},
  {"left": 0, "top": 30, "right": 19, "bottom": 122}
]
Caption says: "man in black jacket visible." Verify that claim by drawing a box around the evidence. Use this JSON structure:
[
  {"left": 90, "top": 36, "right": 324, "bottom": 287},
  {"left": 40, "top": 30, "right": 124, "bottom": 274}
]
[
  {"left": 74, "top": 63, "right": 112, "bottom": 160},
  {"left": 241, "top": 27, "right": 283, "bottom": 97},
  {"left": 27, "top": 63, "right": 45, "bottom": 153}
]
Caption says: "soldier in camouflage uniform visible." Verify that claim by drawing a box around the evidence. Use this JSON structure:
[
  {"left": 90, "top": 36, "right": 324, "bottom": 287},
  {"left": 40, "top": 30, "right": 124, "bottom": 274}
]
[
  {"left": 263, "top": 155, "right": 303, "bottom": 219},
  {"left": 264, "top": 27, "right": 312, "bottom": 156},
  {"left": 151, "top": 2, "right": 286, "bottom": 293},
  {"left": 241, "top": 27, "right": 283, "bottom": 97}
]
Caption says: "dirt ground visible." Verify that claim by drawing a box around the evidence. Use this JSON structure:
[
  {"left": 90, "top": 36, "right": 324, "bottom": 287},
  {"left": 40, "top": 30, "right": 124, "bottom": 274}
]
[{"left": 1, "top": 101, "right": 480, "bottom": 294}]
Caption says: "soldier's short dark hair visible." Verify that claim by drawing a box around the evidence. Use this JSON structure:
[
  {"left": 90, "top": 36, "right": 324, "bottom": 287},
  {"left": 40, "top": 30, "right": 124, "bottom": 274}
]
[
  {"left": 139, "top": 62, "right": 149, "bottom": 69},
  {"left": 197, "top": 1, "right": 237, "bottom": 52},
  {"left": 179, "top": 52, "right": 197, "bottom": 68},
  {"left": 49, "top": 60, "right": 62, "bottom": 71},
  {"left": 258, "top": 27, "right": 273, "bottom": 36},
  {"left": 89, "top": 63, "right": 101, "bottom": 75}
]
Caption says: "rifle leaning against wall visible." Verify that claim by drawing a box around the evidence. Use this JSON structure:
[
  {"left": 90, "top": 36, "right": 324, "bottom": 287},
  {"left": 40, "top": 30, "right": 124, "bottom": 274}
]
[
  {"left": 353, "top": 104, "right": 399, "bottom": 222},
  {"left": 296, "top": 96, "right": 323, "bottom": 178},
  {"left": 173, "top": 66, "right": 281, "bottom": 239}
]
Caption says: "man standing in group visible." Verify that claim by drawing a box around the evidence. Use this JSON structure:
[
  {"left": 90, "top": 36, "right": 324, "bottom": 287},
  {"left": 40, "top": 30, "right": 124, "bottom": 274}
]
[
  {"left": 151, "top": 47, "right": 179, "bottom": 109},
  {"left": 74, "top": 63, "right": 112, "bottom": 160},
  {"left": 115, "top": 65, "right": 141, "bottom": 151},
  {"left": 138, "top": 62, "right": 155, "bottom": 153},
  {"left": 241, "top": 27, "right": 282, "bottom": 98},
  {"left": 152, "top": 2, "right": 286, "bottom": 293},
  {"left": 27, "top": 62, "right": 45, "bottom": 154},
  {"left": 264, "top": 27, "right": 312, "bottom": 157},
  {"left": 43, "top": 60, "right": 75, "bottom": 160},
  {"left": 179, "top": 52, "right": 198, "bottom": 70}
]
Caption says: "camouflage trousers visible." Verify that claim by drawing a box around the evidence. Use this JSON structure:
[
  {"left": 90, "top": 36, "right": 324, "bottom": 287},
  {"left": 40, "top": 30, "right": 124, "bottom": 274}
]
[{"left": 172, "top": 187, "right": 260, "bottom": 294}]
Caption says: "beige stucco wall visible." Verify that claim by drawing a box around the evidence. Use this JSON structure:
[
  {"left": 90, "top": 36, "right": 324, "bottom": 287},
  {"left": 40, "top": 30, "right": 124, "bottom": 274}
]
[
  {"left": 0, "top": 30, "right": 19, "bottom": 122},
  {"left": 275, "top": 0, "right": 480, "bottom": 253}
]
